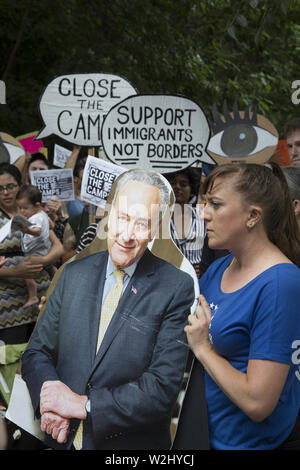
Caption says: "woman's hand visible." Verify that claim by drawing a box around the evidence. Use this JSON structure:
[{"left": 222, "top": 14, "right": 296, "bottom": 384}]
[
  {"left": 184, "top": 294, "right": 213, "bottom": 359},
  {"left": 44, "top": 198, "right": 63, "bottom": 222},
  {"left": 39, "top": 295, "right": 47, "bottom": 311},
  {"left": 10, "top": 257, "right": 43, "bottom": 279},
  {"left": 33, "top": 230, "right": 64, "bottom": 267}
]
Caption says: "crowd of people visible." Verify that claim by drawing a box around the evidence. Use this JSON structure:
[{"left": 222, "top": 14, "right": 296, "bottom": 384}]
[{"left": 0, "top": 116, "right": 300, "bottom": 451}]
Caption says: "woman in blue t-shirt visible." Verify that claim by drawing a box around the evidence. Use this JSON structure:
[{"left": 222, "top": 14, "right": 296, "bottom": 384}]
[{"left": 176, "top": 162, "right": 300, "bottom": 450}]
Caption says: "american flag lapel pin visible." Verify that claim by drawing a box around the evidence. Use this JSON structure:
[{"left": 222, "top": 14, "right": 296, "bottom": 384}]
[{"left": 131, "top": 286, "right": 137, "bottom": 295}]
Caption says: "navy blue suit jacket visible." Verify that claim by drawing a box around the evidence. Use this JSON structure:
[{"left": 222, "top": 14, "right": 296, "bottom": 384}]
[{"left": 22, "top": 249, "right": 194, "bottom": 450}]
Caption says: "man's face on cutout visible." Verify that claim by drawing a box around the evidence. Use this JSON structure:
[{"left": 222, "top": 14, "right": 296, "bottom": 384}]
[{"left": 107, "top": 180, "right": 161, "bottom": 269}]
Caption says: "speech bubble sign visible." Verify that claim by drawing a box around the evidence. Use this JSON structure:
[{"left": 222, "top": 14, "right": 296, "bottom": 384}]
[
  {"left": 36, "top": 74, "right": 137, "bottom": 146},
  {"left": 101, "top": 94, "right": 215, "bottom": 173}
]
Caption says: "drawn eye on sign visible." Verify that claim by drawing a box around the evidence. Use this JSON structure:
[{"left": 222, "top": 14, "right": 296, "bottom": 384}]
[
  {"left": 207, "top": 101, "right": 278, "bottom": 165},
  {"left": 101, "top": 94, "right": 216, "bottom": 173},
  {"left": 35, "top": 73, "right": 137, "bottom": 146}
]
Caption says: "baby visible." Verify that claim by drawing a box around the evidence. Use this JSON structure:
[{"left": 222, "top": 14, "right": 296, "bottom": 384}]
[{"left": 16, "top": 184, "right": 53, "bottom": 309}]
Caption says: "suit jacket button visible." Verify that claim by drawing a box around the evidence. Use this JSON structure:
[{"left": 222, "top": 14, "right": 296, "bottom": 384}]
[{"left": 87, "top": 382, "right": 92, "bottom": 392}]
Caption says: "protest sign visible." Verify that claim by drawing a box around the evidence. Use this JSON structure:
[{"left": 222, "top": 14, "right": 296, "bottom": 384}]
[
  {"left": 53, "top": 143, "right": 72, "bottom": 168},
  {"left": 101, "top": 94, "right": 215, "bottom": 173},
  {"left": 0, "top": 132, "right": 25, "bottom": 164},
  {"left": 31, "top": 168, "right": 74, "bottom": 202},
  {"left": 80, "top": 155, "right": 125, "bottom": 208},
  {"left": 17, "top": 131, "right": 44, "bottom": 154},
  {"left": 36, "top": 73, "right": 137, "bottom": 146},
  {"left": 207, "top": 101, "right": 278, "bottom": 165}
]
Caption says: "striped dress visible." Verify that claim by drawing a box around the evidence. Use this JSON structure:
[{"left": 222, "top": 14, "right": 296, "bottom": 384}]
[
  {"left": 0, "top": 209, "right": 50, "bottom": 332},
  {"left": 169, "top": 205, "right": 205, "bottom": 272}
]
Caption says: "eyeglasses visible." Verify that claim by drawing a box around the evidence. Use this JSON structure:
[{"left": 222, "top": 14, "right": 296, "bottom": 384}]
[{"left": 0, "top": 183, "right": 19, "bottom": 194}]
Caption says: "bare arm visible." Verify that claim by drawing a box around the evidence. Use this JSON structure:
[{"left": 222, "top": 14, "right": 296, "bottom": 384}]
[
  {"left": 0, "top": 258, "right": 43, "bottom": 279},
  {"left": 185, "top": 295, "right": 290, "bottom": 422},
  {"left": 61, "top": 222, "right": 77, "bottom": 263},
  {"left": 0, "top": 231, "right": 62, "bottom": 278},
  {"left": 32, "top": 230, "right": 64, "bottom": 267},
  {"left": 21, "top": 225, "right": 41, "bottom": 237},
  {"left": 64, "top": 145, "right": 81, "bottom": 171}
]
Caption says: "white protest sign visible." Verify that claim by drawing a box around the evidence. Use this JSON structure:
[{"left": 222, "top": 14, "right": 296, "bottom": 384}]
[
  {"left": 53, "top": 143, "right": 72, "bottom": 168},
  {"left": 35, "top": 74, "right": 137, "bottom": 146},
  {"left": 6, "top": 374, "right": 45, "bottom": 442},
  {"left": 81, "top": 155, "right": 125, "bottom": 208},
  {"left": 101, "top": 94, "right": 215, "bottom": 173},
  {"left": 31, "top": 168, "right": 74, "bottom": 202}
]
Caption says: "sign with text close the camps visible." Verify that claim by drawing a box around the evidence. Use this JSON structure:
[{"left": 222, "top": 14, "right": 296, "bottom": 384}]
[
  {"left": 81, "top": 155, "right": 125, "bottom": 208},
  {"left": 31, "top": 168, "right": 74, "bottom": 202},
  {"left": 101, "top": 94, "right": 215, "bottom": 173},
  {"left": 35, "top": 74, "right": 137, "bottom": 146}
]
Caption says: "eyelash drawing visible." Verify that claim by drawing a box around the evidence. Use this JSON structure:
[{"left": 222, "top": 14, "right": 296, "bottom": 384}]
[
  {"left": 210, "top": 100, "right": 257, "bottom": 135},
  {"left": 207, "top": 99, "right": 278, "bottom": 163}
]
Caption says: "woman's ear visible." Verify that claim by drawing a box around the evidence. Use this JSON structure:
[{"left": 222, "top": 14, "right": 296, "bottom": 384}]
[
  {"left": 246, "top": 206, "right": 262, "bottom": 229},
  {"left": 293, "top": 199, "right": 300, "bottom": 217}
]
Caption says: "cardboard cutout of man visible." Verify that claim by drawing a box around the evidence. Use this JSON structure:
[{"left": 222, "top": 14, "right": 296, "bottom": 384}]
[{"left": 21, "top": 168, "right": 195, "bottom": 450}]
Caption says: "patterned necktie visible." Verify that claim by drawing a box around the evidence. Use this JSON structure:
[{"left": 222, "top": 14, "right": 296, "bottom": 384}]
[
  {"left": 73, "top": 269, "right": 125, "bottom": 450},
  {"left": 96, "top": 269, "right": 125, "bottom": 353}
]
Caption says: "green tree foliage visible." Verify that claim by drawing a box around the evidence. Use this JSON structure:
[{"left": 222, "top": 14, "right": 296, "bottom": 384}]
[{"left": 0, "top": 0, "right": 299, "bottom": 149}]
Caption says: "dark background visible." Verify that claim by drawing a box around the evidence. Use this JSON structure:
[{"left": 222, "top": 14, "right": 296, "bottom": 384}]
[{"left": 0, "top": 0, "right": 299, "bottom": 162}]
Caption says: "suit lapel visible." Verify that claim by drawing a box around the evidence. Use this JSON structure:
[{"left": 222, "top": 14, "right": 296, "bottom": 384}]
[{"left": 90, "top": 249, "right": 156, "bottom": 374}]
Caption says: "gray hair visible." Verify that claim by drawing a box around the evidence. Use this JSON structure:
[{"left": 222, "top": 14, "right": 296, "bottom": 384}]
[
  {"left": 282, "top": 166, "right": 300, "bottom": 201},
  {"left": 112, "top": 169, "right": 170, "bottom": 217}
]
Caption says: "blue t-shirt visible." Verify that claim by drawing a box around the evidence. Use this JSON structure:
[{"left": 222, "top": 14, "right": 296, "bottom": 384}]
[
  {"left": 67, "top": 197, "right": 85, "bottom": 218},
  {"left": 199, "top": 254, "right": 300, "bottom": 450}
]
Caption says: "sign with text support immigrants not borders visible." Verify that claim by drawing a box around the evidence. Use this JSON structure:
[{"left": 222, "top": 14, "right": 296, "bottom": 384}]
[{"left": 101, "top": 94, "right": 215, "bottom": 173}]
